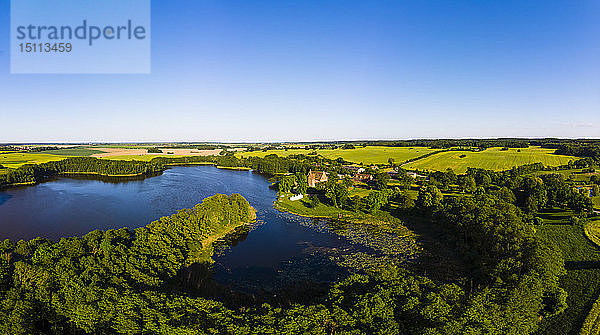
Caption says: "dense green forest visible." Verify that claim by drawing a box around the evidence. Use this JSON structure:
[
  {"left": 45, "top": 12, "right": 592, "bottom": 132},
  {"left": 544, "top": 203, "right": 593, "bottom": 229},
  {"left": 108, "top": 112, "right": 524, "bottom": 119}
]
[
  {"left": 0, "top": 192, "right": 567, "bottom": 334},
  {"left": 0, "top": 194, "right": 255, "bottom": 334},
  {"left": 0, "top": 157, "right": 163, "bottom": 187}
]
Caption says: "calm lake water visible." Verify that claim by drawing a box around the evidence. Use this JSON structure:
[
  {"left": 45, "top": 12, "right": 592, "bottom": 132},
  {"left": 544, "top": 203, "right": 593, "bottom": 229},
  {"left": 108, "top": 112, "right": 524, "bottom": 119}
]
[{"left": 0, "top": 166, "right": 355, "bottom": 289}]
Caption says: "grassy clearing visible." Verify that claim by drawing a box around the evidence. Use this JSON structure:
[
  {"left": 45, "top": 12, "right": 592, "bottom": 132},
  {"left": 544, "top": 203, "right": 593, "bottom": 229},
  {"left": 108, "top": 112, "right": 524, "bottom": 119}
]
[
  {"left": 349, "top": 187, "right": 372, "bottom": 198},
  {"left": 403, "top": 147, "right": 575, "bottom": 173},
  {"left": 592, "top": 196, "right": 600, "bottom": 210},
  {"left": 275, "top": 195, "right": 356, "bottom": 218},
  {"left": 0, "top": 153, "right": 69, "bottom": 169},
  {"left": 239, "top": 146, "right": 440, "bottom": 165}
]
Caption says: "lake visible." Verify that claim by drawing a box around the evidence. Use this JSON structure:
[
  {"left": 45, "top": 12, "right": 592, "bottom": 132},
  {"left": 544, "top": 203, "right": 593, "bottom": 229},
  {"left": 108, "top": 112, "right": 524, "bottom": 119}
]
[{"left": 0, "top": 165, "right": 357, "bottom": 290}]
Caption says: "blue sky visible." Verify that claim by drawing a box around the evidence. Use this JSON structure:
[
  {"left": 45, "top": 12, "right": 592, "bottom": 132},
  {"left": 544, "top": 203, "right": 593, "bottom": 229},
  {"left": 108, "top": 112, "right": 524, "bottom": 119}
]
[{"left": 0, "top": 0, "right": 599, "bottom": 142}]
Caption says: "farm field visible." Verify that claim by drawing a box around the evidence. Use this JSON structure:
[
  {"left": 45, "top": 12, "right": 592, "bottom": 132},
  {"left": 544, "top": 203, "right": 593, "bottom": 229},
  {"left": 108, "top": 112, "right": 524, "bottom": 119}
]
[
  {"left": 91, "top": 148, "right": 222, "bottom": 158},
  {"left": 580, "top": 295, "right": 600, "bottom": 335},
  {"left": 101, "top": 154, "right": 191, "bottom": 161},
  {"left": 584, "top": 219, "right": 600, "bottom": 248},
  {"left": 0, "top": 152, "right": 73, "bottom": 169},
  {"left": 33, "top": 147, "right": 105, "bottom": 156},
  {"left": 403, "top": 147, "right": 575, "bottom": 173},
  {"left": 238, "top": 146, "right": 440, "bottom": 165}
]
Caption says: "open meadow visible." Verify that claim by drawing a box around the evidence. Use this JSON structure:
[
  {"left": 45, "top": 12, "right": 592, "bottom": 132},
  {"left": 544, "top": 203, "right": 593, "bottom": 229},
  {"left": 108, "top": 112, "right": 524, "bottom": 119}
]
[
  {"left": 0, "top": 152, "right": 76, "bottom": 169},
  {"left": 238, "top": 146, "right": 440, "bottom": 165},
  {"left": 0, "top": 147, "right": 107, "bottom": 169},
  {"left": 403, "top": 147, "right": 575, "bottom": 173}
]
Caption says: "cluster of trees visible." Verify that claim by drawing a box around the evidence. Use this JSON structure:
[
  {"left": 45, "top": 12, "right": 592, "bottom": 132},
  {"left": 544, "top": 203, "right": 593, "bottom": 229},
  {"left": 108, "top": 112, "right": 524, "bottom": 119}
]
[
  {"left": 429, "top": 193, "right": 567, "bottom": 331},
  {"left": 0, "top": 194, "right": 255, "bottom": 334},
  {"left": 451, "top": 167, "right": 594, "bottom": 214},
  {"left": 389, "top": 167, "right": 414, "bottom": 189},
  {"left": 0, "top": 145, "right": 60, "bottom": 152},
  {"left": 292, "top": 185, "right": 568, "bottom": 334},
  {"left": 546, "top": 143, "right": 600, "bottom": 158},
  {"left": 246, "top": 154, "right": 311, "bottom": 175},
  {"left": 152, "top": 153, "right": 314, "bottom": 176},
  {"left": 311, "top": 177, "right": 402, "bottom": 213},
  {"left": 0, "top": 157, "right": 164, "bottom": 187},
  {"left": 276, "top": 173, "right": 308, "bottom": 194},
  {"left": 146, "top": 147, "right": 162, "bottom": 153},
  {"left": 518, "top": 174, "right": 592, "bottom": 213}
]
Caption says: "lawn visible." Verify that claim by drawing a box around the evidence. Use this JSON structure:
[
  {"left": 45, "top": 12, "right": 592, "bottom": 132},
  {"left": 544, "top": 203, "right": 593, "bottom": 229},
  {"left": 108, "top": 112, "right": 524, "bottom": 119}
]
[
  {"left": 403, "top": 147, "right": 575, "bottom": 173},
  {"left": 274, "top": 194, "right": 355, "bottom": 218},
  {"left": 238, "top": 146, "right": 440, "bottom": 165},
  {"left": 349, "top": 187, "right": 372, "bottom": 198}
]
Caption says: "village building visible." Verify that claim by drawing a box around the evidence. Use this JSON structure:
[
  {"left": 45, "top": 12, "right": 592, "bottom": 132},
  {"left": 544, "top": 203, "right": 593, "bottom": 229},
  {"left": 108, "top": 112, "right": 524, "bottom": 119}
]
[
  {"left": 343, "top": 165, "right": 365, "bottom": 174},
  {"left": 353, "top": 173, "right": 373, "bottom": 183},
  {"left": 308, "top": 170, "right": 328, "bottom": 187},
  {"left": 407, "top": 171, "right": 426, "bottom": 179}
]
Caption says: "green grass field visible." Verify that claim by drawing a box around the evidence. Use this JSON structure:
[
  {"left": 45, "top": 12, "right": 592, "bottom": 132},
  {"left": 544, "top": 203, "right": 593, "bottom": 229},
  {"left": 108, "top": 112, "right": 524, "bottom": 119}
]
[
  {"left": 239, "top": 146, "right": 440, "bottom": 165},
  {"left": 0, "top": 153, "right": 71, "bottom": 169},
  {"left": 103, "top": 154, "right": 189, "bottom": 161},
  {"left": 33, "top": 147, "right": 105, "bottom": 156},
  {"left": 349, "top": 187, "right": 372, "bottom": 197},
  {"left": 275, "top": 194, "right": 355, "bottom": 218},
  {"left": 584, "top": 219, "right": 600, "bottom": 248},
  {"left": 580, "top": 294, "right": 600, "bottom": 335},
  {"left": 403, "top": 147, "right": 575, "bottom": 173}
]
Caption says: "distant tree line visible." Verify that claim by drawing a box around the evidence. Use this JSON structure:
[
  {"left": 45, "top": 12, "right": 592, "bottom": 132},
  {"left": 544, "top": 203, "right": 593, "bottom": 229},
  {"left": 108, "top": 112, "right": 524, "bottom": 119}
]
[
  {"left": 146, "top": 147, "right": 162, "bottom": 153},
  {"left": 0, "top": 145, "right": 60, "bottom": 152},
  {"left": 0, "top": 157, "right": 163, "bottom": 187},
  {"left": 549, "top": 143, "right": 600, "bottom": 158},
  {"left": 152, "top": 153, "right": 316, "bottom": 175}
]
